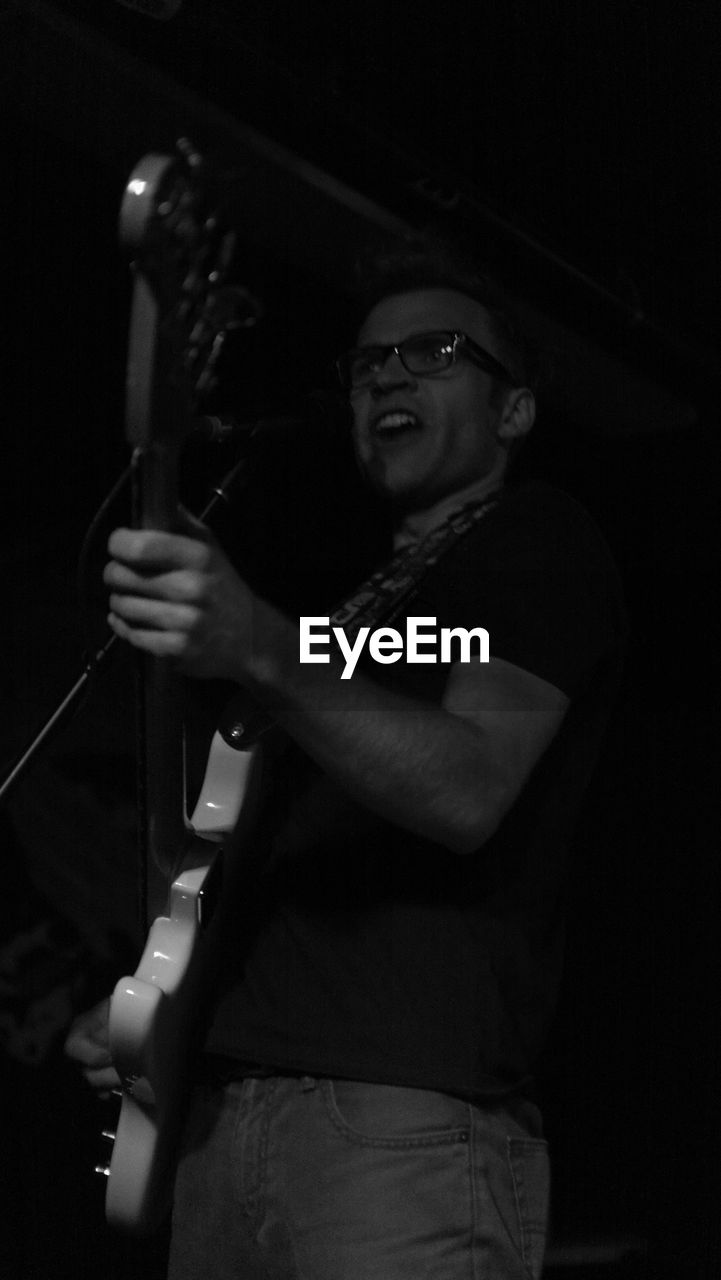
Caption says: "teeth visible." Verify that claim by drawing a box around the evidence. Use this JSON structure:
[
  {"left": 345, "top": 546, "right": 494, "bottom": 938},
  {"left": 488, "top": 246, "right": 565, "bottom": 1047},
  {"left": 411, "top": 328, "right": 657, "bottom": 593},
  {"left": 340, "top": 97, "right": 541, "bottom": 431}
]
[{"left": 374, "top": 411, "right": 418, "bottom": 433}]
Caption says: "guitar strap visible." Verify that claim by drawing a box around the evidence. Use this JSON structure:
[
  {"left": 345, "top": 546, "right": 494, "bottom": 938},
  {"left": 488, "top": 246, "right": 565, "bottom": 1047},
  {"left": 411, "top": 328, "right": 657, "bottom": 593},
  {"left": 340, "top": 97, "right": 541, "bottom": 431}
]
[{"left": 328, "top": 488, "right": 503, "bottom": 641}]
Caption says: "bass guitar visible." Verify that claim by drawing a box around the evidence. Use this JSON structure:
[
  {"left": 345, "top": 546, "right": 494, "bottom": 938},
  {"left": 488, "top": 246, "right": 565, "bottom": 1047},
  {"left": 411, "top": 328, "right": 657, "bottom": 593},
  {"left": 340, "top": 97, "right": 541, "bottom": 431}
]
[{"left": 101, "top": 142, "right": 261, "bottom": 1234}]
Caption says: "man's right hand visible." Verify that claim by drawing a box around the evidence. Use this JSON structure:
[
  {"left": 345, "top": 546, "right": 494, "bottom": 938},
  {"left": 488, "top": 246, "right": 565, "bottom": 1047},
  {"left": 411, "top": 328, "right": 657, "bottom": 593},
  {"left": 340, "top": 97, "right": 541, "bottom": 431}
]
[{"left": 64, "top": 997, "right": 122, "bottom": 1094}]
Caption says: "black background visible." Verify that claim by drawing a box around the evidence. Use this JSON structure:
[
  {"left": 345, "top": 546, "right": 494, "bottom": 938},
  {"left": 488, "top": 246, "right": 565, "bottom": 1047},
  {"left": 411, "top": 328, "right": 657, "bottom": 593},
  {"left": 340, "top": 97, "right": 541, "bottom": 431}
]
[{"left": 1, "top": 2, "right": 719, "bottom": 1277}]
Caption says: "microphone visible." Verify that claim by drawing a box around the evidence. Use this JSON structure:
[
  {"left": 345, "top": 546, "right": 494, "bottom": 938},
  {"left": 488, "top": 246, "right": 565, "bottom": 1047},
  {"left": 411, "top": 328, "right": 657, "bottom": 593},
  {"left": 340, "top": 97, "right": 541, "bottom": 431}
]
[
  {"left": 193, "top": 414, "right": 305, "bottom": 444},
  {"left": 193, "top": 393, "right": 351, "bottom": 444}
]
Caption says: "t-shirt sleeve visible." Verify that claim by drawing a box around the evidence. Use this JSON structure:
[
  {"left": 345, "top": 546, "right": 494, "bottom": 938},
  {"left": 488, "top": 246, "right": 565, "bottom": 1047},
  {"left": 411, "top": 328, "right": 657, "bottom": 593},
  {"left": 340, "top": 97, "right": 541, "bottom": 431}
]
[{"left": 416, "top": 485, "right": 625, "bottom": 698}]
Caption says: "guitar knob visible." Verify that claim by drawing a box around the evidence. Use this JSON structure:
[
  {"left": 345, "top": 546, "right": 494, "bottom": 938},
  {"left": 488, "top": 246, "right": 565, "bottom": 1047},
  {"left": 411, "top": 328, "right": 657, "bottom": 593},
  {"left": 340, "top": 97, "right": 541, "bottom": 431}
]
[
  {"left": 94, "top": 1164, "right": 111, "bottom": 1178},
  {"left": 223, "top": 720, "right": 246, "bottom": 747}
]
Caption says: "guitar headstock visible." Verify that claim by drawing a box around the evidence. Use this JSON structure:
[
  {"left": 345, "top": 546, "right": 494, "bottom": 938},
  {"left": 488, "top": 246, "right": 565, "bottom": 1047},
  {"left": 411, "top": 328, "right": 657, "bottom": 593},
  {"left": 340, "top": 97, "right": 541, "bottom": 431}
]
[{"left": 120, "top": 139, "right": 260, "bottom": 448}]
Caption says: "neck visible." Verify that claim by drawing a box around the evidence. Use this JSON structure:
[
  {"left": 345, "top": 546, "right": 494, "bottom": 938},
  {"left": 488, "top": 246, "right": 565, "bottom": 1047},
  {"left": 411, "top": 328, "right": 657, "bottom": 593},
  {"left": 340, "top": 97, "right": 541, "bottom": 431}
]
[{"left": 393, "top": 471, "right": 504, "bottom": 549}]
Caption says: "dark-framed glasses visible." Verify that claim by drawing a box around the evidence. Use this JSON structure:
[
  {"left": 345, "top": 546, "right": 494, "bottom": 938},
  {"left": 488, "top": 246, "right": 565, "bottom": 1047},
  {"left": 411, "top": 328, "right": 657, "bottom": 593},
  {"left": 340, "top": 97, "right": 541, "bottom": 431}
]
[{"left": 335, "top": 330, "right": 514, "bottom": 391}]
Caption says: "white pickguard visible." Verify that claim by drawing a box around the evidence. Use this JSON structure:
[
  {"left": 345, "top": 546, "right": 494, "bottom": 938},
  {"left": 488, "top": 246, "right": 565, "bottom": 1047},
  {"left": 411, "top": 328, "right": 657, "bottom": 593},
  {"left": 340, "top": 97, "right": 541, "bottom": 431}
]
[{"left": 105, "top": 731, "right": 257, "bottom": 1233}]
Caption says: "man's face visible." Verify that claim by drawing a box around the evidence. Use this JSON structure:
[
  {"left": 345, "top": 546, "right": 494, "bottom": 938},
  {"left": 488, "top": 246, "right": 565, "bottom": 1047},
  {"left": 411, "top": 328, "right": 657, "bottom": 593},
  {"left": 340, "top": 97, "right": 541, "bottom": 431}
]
[{"left": 350, "top": 288, "right": 509, "bottom": 510}]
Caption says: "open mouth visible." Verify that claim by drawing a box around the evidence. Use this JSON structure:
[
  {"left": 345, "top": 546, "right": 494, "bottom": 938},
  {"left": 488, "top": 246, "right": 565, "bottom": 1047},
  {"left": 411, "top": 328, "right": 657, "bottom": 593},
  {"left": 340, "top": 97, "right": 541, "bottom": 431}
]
[{"left": 370, "top": 410, "right": 423, "bottom": 441}]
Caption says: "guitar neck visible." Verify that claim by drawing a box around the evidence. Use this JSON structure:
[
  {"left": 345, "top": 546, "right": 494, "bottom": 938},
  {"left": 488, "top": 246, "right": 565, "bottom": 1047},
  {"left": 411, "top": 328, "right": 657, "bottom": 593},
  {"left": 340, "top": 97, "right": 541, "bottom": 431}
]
[
  {"left": 131, "top": 442, "right": 187, "bottom": 910},
  {"left": 119, "top": 143, "right": 243, "bottom": 923}
]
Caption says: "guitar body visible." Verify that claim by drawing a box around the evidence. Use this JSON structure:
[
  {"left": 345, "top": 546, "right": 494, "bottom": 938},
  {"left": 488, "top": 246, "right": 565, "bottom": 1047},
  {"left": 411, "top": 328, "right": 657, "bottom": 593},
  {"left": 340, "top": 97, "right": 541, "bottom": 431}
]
[
  {"left": 101, "top": 145, "right": 261, "bottom": 1234},
  {"left": 107, "top": 858, "right": 217, "bottom": 1232},
  {"left": 107, "top": 734, "right": 260, "bottom": 1233}
]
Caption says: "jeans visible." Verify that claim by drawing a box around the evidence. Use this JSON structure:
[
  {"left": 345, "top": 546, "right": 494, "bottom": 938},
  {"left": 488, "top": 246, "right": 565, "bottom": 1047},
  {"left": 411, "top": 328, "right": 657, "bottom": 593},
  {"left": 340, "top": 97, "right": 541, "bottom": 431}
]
[{"left": 167, "top": 1075, "right": 549, "bottom": 1280}]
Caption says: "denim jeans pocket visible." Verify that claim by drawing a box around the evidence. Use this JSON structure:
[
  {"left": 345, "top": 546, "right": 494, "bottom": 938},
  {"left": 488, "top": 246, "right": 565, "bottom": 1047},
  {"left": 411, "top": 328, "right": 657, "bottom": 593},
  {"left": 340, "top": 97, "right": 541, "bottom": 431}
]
[
  {"left": 323, "top": 1079, "right": 471, "bottom": 1148},
  {"left": 507, "top": 1136, "right": 550, "bottom": 1280}
]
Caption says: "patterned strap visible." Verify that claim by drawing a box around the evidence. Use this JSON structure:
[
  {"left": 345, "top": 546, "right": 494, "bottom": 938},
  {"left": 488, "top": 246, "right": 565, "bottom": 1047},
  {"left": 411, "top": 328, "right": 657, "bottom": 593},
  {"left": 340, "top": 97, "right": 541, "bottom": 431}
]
[{"left": 329, "top": 490, "right": 503, "bottom": 642}]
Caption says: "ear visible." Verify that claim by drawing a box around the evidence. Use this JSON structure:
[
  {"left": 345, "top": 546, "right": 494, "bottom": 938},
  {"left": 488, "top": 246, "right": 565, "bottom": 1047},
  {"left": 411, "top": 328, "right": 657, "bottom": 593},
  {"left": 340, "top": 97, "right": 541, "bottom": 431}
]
[{"left": 496, "top": 387, "right": 536, "bottom": 443}]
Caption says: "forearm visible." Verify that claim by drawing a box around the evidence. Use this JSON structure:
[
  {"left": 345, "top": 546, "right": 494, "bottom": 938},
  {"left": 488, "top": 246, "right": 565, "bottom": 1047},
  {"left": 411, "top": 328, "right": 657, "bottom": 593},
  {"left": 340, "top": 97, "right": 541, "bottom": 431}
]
[{"left": 239, "top": 601, "right": 506, "bottom": 853}]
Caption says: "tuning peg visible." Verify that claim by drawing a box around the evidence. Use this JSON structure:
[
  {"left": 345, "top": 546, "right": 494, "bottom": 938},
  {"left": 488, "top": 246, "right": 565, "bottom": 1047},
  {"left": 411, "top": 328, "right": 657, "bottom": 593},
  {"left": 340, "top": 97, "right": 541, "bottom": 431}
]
[
  {"left": 177, "top": 138, "right": 202, "bottom": 171},
  {"left": 94, "top": 1164, "right": 111, "bottom": 1178}
]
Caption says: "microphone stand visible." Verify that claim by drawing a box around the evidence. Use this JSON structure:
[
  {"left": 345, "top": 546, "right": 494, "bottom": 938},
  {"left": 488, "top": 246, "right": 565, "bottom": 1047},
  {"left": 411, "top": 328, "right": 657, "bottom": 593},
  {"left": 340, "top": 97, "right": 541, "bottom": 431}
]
[{"left": 0, "top": 457, "right": 248, "bottom": 806}]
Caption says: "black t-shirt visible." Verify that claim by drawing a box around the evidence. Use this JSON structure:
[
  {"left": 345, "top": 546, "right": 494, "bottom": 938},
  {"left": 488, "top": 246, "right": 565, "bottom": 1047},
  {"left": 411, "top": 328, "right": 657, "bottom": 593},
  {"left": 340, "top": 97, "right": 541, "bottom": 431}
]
[{"left": 204, "top": 481, "right": 626, "bottom": 1099}]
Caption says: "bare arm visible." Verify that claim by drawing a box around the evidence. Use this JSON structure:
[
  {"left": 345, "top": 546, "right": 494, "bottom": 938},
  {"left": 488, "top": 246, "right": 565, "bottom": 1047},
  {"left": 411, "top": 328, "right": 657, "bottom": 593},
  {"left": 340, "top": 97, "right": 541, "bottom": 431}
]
[
  {"left": 105, "top": 524, "right": 568, "bottom": 853},
  {"left": 241, "top": 613, "right": 567, "bottom": 852}
]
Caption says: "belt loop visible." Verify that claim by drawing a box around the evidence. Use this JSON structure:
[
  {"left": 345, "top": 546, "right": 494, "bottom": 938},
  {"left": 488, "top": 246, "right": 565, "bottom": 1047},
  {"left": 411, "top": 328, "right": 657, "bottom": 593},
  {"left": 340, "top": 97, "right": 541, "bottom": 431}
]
[{"left": 300, "top": 1076, "right": 317, "bottom": 1092}]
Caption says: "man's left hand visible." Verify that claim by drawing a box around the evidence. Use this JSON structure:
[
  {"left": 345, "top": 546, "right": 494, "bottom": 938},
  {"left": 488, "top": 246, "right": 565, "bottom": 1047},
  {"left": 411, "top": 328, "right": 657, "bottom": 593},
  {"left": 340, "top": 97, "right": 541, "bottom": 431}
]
[{"left": 104, "top": 512, "right": 255, "bottom": 681}]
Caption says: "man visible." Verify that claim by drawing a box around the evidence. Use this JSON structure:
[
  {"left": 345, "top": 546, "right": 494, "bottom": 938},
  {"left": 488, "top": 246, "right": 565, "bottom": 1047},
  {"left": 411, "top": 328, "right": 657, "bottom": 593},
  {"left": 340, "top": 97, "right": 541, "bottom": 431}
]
[{"left": 67, "top": 242, "right": 625, "bottom": 1279}]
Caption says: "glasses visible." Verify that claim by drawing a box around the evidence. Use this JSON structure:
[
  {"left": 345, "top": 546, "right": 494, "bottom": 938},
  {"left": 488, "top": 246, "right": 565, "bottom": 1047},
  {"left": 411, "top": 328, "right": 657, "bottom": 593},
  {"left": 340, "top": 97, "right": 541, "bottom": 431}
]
[{"left": 336, "top": 330, "right": 514, "bottom": 391}]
